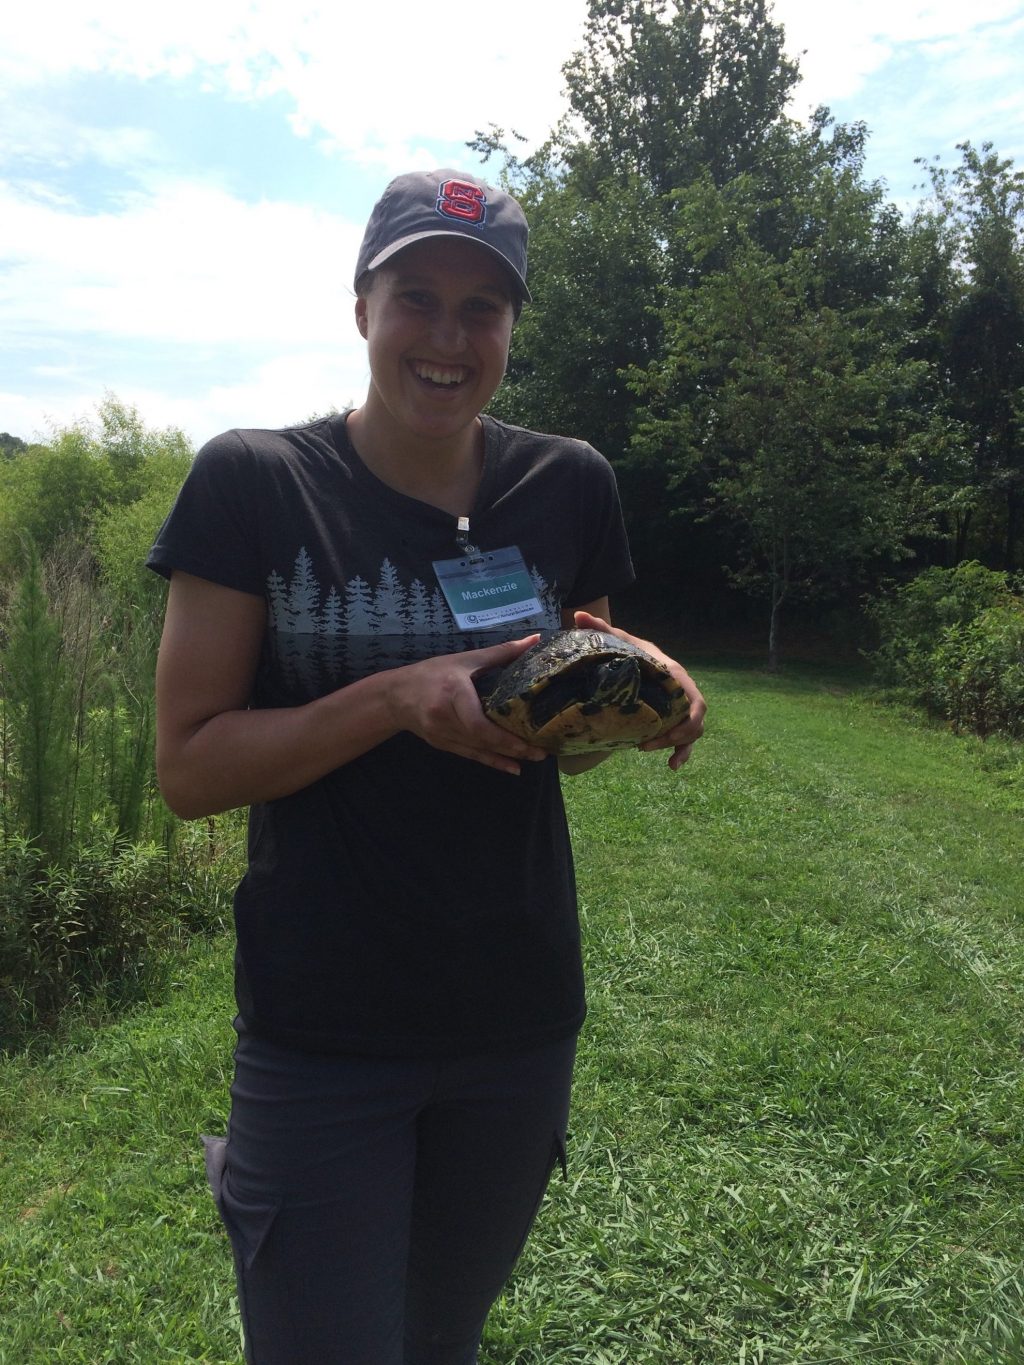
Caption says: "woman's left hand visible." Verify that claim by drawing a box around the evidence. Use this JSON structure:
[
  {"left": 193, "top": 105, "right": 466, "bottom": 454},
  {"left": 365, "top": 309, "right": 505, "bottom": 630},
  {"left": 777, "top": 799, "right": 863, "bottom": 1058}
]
[{"left": 572, "top": 610, "right": 707, "bottom": 772}]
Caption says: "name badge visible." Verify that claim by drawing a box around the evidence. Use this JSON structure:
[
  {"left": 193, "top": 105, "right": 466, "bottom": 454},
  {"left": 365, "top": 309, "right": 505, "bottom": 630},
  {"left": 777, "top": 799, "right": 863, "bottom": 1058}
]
[{"left": 433, "top": 545, "right": 542, "bottom": 630}]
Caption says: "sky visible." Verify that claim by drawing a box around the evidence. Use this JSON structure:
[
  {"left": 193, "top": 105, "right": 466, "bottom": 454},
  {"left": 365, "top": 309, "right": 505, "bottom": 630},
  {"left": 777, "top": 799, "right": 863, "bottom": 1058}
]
[{"left": 2, "top": 0, "right": 1023, "bottom": 449}]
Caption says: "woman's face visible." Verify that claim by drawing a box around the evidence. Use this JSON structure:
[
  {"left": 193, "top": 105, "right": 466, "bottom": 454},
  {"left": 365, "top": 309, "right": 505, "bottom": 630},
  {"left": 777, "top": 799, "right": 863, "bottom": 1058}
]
[{"left": 355, "top": 236, "right": 516, "bottom": 447}]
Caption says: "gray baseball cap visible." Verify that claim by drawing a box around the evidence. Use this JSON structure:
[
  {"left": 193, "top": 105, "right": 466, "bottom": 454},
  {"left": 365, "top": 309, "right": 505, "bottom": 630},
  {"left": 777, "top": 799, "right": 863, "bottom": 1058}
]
[{"left": 354, "top": 169, "right": 531, "bottom": 304}]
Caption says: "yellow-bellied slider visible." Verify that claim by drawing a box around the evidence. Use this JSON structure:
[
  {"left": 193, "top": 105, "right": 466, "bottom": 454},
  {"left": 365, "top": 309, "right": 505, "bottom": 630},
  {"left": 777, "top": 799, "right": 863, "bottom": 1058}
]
[{"left": 474, "top": 629, "right": 689, "bottom": 754}]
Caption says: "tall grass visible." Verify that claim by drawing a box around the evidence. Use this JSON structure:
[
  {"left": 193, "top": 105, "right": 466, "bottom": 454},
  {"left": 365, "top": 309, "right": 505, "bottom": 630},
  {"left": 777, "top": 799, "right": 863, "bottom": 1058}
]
[
  {"left": 0, "top": 544, "right": 239, "bottom": 1045},
  {"left": 1, "top": 660, "right": 1021, "bottom": 1362},
  {"left": 1, "top": 543, "right": 79, "bottom": 862},
  {"left": 0, "top": 542, "right": 165, "bottom": 855}
]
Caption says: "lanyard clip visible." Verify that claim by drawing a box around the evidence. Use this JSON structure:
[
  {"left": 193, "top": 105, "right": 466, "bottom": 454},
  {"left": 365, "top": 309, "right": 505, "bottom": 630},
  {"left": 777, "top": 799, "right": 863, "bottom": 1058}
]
[{"left": 456, "top": 515, "right": 481, "bottom": 559}]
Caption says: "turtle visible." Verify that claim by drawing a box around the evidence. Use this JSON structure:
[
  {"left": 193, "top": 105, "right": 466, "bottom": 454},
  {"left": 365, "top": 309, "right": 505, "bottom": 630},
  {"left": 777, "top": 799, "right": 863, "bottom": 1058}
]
[{"left": 474, "top": 629, "right": 690, "bottom": 754}]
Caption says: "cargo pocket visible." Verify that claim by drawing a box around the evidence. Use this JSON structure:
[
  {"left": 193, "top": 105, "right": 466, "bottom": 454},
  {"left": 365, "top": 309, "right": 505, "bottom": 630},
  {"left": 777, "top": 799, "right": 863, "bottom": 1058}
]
[
  {"left": 552, "top": 1129, "right": 567, "bottom": 1181},
  {"left": 503, "top": 1128, "right": 569, "bottom": 1272},
  {"left": 202, "top": 1134, "right": 280, "bottom": 1272}
]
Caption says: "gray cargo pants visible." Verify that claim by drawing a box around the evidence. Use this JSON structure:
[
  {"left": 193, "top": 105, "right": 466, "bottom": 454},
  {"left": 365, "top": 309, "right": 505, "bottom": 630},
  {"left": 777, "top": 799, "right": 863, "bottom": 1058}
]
[{"left": 203, "top": 1027, "right": 576, "bottom": 1365}]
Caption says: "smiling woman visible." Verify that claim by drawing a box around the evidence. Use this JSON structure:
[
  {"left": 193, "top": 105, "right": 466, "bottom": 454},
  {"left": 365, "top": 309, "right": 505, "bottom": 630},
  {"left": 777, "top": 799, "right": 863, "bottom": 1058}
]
[
  {"left": 145, "top": 166, "right": 706, "bottom": 1364},
  {"left": 348, "top": 237, "right": 517, "bottom": 478}
]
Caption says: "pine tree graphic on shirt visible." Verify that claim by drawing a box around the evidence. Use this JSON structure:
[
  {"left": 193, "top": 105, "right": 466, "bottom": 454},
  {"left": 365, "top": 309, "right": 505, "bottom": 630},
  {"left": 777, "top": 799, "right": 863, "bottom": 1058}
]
[
  {"left": 321, "top": 587, "right": 345, "bottom": 680},
  {"left": 342, "top": 574, "right": 375, "bottom": 634},
  {"left": 266, "top": 547, "right": 560, "bottom": 695},
  {"left": 403, "top": 579, "right": 432, "bottom": 661}
]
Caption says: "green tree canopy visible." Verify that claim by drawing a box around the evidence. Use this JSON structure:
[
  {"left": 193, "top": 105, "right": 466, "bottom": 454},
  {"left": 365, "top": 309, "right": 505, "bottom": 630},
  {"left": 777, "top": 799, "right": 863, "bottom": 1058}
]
[
  {"left": 0, "top": 395, "right": 193, "bottom": 584},
  {"left": 909, "top": 143, "right": 1024, "bottom": 569},
  {"left": 561, "top": 0, "right": 799, "bottom": 193},
  {"left": 629, "top": 170, "right": 923, "bottom": 664}
]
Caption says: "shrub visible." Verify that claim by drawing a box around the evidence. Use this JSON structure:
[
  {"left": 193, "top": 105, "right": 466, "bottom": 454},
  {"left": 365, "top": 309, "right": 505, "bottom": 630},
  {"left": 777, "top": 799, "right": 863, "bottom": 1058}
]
[
  {"left": 867, "top": 562, "right": 1015, "bottom": 696},
  {"left": 0, "top": 820, "right": 243, "bottom": 1050},
  {"left": 867, "top": 563, "right": 1024, "bottom": 738},
  {"left": 0, "top": 834, "right": 173, "bottom": 1043},
  {"left": 0, "top": 402, "right": 235, "bottom": 1048},
  {"left": 933, "top": 604, "right": 1024, "bottom": 739}
]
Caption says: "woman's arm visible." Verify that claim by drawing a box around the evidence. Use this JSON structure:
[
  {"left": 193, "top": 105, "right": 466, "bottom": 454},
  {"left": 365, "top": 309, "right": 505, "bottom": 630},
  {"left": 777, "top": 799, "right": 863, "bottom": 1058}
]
[{"left": 155, "top": 572, "right": 547, "bottom": 819}]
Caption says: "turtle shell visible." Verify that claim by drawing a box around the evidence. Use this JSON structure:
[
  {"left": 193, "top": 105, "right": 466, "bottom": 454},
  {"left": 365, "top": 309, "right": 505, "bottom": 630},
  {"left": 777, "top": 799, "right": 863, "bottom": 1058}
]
[{"left": 474, "top": 629, "right": 690, "bottom": 754}]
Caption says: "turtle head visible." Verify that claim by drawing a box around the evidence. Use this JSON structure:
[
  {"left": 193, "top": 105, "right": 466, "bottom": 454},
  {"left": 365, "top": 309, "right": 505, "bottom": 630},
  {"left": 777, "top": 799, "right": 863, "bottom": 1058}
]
[{"left": 581, "top": 656, "right": 641, "bottom": 714}]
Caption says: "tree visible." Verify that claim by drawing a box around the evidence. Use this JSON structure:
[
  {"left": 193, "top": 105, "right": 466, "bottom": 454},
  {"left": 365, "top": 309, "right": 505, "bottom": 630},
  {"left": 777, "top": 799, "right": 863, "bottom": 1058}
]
[
  {"left": 488, "top": 160, "right": 664, "bottom": 459},
  {"left": 898, "top": 211, "right": 978, "bottom": 565},
  {"left": 914, "top": 143, "right": 1024, "bottom": 570},
  {"left": 476, "top": 0, "right": 803, "bottom": 460},
  {"left": 94, "top": 393, "right": 192, "bottom": 504},
  {"left": 629, "top": 173, "right": 922, "bottom": 665},
  {"left": 0, "top": 396, "right": 193, "bottom": 580},
  {"left": 473, "top": 2, "right": 950, "bottom": 646},
  {"left": 561, "top": 0, "right": 799, "bottom": 193},
  {"left": 0, "top": 432, "right": 29, "bottom": 460}
]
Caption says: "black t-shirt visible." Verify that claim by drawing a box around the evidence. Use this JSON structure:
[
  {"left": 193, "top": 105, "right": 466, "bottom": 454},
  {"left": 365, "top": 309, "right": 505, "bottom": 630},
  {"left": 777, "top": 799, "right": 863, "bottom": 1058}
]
[{"left": 148, "top": 412, "right": 634, "bottom": 1056}]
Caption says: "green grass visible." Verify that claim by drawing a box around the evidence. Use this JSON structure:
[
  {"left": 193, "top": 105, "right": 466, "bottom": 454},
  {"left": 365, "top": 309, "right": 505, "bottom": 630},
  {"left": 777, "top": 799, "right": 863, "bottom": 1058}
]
[{"left": 2, "top": 663, "right": 1023, "bottom": 1363}]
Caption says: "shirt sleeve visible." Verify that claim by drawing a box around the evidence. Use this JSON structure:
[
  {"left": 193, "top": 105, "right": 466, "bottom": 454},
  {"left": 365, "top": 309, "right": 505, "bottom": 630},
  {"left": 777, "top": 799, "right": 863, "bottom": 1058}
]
[
  {"left": 146, "top": 430, "right": 266, "bottom": 596},
  {"left": 563, "top": 443, "right": 636, "bottom": 608}
]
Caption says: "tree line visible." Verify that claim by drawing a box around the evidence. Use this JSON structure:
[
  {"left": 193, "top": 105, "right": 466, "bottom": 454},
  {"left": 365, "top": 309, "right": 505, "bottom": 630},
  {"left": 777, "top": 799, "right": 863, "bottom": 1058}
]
[{"left": 473, "top": 0, "right": 1024, "bottom": 664}]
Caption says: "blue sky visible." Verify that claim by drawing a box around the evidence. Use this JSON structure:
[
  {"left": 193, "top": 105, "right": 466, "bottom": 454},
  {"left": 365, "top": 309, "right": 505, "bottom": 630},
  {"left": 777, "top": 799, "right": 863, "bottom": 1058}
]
[{"left": 2, "top": 0, "right": 1022, "bottom": 447}]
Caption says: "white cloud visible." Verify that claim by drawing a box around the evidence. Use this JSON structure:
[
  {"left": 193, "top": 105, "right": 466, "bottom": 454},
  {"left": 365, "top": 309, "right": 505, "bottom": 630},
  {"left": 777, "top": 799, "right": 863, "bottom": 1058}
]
[
  {"left": 1, "top": 0, "right": 591, "bottom": 168},
  {"left": 0, "top": 99, "right": 161, "bottom": 177},
  {"left": 0, "top": 168, "right": 372, "bottom": 443},
  {"left": 2, "top": 0, "right": 273, "bottom": 88},
  {"left": 176, "top": 350, "right": 367, "bottom": 436},
  {"left": 0, "top": 178, "right": 362, "bottom": 347},
  {"left": 775, "top": 0, "right": 1024, "bottom": 111},
  {"left": 769, "top": 0, "right": 1024, "bottom": 199},
  {"left": 5, "top": 2, "right": 1020, "bottom": 167},
  {"left": 114, "top": 348, "right": 368, "bottom": 442},
  {"left": 1, "top": 345, "right": 369, "bottom": 448},
  {"left": 257, "top": 4, "right": 588, "bottom": 170}
]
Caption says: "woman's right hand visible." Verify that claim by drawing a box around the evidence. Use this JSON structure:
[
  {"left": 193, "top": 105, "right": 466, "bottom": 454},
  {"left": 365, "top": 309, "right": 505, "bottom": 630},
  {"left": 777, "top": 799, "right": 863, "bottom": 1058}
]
[{"left": 384, "top": 635, "right": 548, "bottom": 776}]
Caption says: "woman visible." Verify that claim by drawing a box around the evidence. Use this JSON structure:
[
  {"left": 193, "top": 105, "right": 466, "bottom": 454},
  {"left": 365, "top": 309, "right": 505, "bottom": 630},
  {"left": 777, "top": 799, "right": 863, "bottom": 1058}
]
[{"left": 149, "top": 168, "right": 705, "bottom": 1365}]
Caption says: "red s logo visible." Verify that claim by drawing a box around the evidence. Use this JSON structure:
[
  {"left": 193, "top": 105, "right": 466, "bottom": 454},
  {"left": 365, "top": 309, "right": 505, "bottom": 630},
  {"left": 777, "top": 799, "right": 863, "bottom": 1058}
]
[{"left": 436, "top": 180, "right": 487, "bottom": 225}]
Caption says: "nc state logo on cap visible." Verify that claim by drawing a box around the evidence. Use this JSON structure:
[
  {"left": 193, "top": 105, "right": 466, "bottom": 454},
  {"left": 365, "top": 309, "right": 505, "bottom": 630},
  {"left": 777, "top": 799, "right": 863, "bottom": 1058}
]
[
  {"left": 436, "top": 180, "right": 487, "bottom": 227},
  {"left": 354, "top": 168, "right": 531, "bottom": 303}
]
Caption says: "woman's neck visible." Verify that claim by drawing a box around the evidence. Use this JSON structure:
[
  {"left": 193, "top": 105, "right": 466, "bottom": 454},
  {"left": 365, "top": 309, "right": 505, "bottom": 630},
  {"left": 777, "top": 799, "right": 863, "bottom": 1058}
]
[{"left": 345, "top": 402, "right": 485, "bottom": 518}]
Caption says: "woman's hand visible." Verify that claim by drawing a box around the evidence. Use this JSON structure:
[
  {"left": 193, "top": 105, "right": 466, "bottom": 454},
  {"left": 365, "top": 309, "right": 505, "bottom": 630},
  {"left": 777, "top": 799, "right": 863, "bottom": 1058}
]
[
  {"left": 384, "top": 635, "right": 548, "bottom": 776},
  {"left": 571, "top": 610, "right": 707, "bottom": 772}
]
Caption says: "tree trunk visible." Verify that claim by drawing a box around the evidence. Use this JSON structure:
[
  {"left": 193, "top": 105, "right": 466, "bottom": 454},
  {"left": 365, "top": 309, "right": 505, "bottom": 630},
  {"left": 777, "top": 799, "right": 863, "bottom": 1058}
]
[
  {"left": 1004, "top": 490, "right": 1022, "bottom": 571},
  {"left": 766, "top": 535, "right": 787, "bottom": 671},
  {"left": 767, "top": 575, "right": 786, "bottom": 671}
]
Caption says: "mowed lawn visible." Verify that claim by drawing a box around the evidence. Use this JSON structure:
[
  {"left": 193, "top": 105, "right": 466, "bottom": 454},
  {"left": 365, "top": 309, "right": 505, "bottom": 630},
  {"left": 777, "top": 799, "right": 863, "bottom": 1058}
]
[{"left": 2, "top": 662, "right": 1023, "bottom": 1364}]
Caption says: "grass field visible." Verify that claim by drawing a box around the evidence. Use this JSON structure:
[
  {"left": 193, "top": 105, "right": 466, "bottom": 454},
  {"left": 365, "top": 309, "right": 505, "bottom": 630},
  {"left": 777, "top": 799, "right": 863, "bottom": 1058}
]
[{"left": 2, "top": 662, "right": 1023, "bottom": 1363}]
